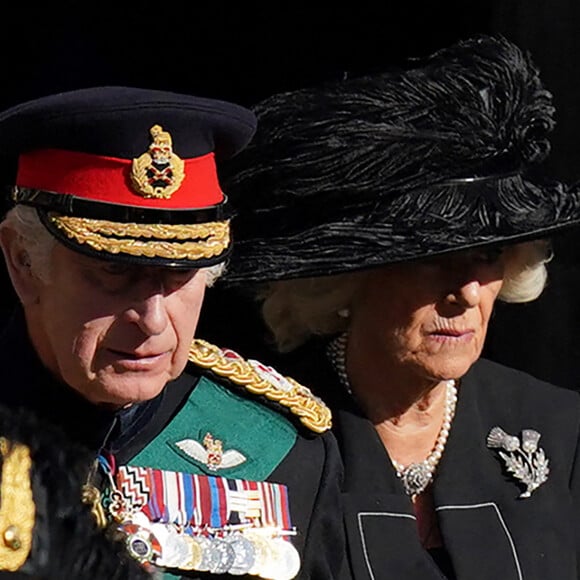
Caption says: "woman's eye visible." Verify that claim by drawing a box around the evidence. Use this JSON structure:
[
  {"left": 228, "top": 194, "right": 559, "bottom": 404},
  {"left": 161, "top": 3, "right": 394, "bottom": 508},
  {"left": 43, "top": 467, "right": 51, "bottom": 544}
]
[{"left": 476, "top": 248, "right": 504, "bottom": 263}]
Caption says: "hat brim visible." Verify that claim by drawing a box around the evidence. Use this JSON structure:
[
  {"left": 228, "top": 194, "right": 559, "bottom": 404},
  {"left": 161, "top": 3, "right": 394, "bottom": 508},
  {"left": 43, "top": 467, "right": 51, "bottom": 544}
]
[
  {"left": 224, "top": 218, "right": 580, "bottom": 283},
  {"left": 222, "top": 177, "right": 580, "bottom": 283}
]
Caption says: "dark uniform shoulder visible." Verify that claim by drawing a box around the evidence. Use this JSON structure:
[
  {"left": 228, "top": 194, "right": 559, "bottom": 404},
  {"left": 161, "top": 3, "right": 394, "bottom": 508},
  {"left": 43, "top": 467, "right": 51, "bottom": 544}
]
[{"left": 187, "top": 338, "right": 333, "bottom": 435}]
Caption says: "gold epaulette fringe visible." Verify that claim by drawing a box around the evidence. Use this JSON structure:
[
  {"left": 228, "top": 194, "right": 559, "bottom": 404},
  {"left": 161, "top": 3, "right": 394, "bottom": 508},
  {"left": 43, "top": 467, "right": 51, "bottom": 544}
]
[
  {"left": 0, "top": 438, "right": 34, "bottom": 571},
  {"left": 188, "top": 339, "right": 332, "bottom": 434}
]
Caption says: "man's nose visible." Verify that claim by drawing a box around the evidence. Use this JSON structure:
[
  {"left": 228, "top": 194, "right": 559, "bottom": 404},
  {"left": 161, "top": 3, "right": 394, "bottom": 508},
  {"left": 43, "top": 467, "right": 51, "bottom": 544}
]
[{"left": 125, "top": 291, "right": 168, "bottom": 336}]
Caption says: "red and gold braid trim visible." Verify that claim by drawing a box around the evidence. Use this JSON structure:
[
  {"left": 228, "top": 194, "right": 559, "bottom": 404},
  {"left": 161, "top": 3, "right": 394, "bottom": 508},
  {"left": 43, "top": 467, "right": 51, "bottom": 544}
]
[{"left": 188, "top": 339, "right": 332, "bottom": 434}]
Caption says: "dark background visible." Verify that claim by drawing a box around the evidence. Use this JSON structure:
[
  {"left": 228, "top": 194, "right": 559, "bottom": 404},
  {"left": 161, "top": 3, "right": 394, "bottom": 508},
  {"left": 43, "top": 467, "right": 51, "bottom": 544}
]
[{"left": 3, "top": 2, "right": 580, "bottom": 390}]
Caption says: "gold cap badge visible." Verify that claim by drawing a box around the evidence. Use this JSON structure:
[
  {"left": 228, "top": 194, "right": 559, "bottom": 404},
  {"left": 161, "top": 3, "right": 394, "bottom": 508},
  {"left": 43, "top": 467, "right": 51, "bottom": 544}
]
[{"left": 131, "top": 125, "right": 185, "bottom": 199}]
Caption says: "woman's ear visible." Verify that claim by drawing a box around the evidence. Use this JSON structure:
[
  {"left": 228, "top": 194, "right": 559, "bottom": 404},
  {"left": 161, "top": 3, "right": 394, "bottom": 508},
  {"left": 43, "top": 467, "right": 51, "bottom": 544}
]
[{"left": 0, "top": 227, "right": 41, "bottom": 306}]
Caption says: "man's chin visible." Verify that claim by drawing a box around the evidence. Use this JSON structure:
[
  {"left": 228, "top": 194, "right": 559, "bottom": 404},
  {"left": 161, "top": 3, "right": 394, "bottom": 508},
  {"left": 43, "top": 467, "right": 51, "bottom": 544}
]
[{"left": 87, "top": 376, "right": 169, "bottom": 407}]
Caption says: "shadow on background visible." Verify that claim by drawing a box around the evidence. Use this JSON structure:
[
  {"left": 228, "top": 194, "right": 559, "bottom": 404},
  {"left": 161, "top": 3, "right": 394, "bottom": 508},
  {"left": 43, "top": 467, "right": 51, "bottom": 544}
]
[{"left": 2, "top": 2, "right": 580, "bottom": 391}]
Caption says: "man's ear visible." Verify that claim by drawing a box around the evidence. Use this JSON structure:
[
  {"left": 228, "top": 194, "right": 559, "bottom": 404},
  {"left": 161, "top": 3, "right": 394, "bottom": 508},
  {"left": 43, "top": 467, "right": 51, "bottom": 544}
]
[{"left": 0, "top": 226, "right": 42, "bottom": 306}]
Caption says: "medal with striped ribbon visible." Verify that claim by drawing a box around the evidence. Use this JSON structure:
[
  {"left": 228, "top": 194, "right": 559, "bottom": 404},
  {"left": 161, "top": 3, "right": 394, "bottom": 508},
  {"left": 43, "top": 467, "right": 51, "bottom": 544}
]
[{"left": 102, "top": 460, "right": 300, "bottom": 579}]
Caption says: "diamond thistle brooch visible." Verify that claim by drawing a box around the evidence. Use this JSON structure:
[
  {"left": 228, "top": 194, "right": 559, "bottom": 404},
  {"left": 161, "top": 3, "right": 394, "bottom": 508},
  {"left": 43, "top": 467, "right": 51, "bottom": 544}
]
[{"left": 487, "top": 426, "right": 550, "bottom": 498}]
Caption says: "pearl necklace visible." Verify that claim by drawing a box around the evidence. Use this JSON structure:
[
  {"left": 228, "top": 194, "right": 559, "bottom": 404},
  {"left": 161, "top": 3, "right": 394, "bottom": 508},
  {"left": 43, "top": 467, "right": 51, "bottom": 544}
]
[{"left": 327, "top": 332, "right": 458, "bottom": 499}]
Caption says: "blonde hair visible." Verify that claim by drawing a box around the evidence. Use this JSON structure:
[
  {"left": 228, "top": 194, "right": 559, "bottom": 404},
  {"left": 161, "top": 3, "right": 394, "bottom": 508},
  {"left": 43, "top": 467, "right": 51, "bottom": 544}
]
[
  {"left": 1, "top": 205, "right": 225, "bottom": 286},
  {"left": 260, "top": 240, "right": 552, "bottom": 352}
]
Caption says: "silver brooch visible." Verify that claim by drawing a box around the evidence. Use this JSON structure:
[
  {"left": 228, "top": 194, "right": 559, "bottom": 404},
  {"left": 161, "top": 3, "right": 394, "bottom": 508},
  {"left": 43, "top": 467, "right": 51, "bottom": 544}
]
[{"left": 487, "top": 426, "right": 549, "bottom": 498}]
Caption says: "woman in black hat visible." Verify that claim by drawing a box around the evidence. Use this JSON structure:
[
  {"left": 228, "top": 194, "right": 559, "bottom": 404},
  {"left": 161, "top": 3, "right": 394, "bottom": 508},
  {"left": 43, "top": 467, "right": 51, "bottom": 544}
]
[{"left": 220, "top": 36, "right": 580, "bottom": 579}]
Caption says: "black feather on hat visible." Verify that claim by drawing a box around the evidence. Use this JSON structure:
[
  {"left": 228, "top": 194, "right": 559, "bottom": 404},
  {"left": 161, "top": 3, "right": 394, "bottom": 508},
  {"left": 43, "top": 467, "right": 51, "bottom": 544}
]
[{"left": 220, "top": 35, "right": 580, "bottom": 283}]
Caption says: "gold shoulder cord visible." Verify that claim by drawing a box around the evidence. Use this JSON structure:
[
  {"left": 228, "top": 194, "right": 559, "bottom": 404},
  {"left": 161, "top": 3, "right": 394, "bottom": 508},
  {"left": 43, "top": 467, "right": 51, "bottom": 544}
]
[
  {"left": 81, "top": 459, "right": 108, "bottom": 529},
  {"left": 189, "top": 339, "right": 332, "bottom": 434},
  {"left": 0, "top": 437, "right": 35, "bottom": 571}
]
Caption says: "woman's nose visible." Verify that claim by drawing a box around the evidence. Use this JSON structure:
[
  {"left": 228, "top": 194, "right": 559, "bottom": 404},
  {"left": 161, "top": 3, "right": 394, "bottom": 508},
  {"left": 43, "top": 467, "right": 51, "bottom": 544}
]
[{"left": 445, "top": 279, "right": 482, "bottom": 308}]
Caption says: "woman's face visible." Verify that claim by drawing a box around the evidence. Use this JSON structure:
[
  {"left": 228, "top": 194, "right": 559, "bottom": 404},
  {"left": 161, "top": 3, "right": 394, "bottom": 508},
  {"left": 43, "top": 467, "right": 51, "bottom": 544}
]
[{"left": 349, "top": 248, "right": 506, "bottom": 383}]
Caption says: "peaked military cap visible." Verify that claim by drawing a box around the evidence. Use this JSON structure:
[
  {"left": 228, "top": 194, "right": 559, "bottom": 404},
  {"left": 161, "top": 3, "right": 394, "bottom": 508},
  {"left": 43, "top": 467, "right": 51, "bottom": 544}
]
[
  {"left": 0, "top": 86, "right": 257, "bottom": 268},
  {"left": 220, "top": 35, "right": 580, "bottom": 282}
]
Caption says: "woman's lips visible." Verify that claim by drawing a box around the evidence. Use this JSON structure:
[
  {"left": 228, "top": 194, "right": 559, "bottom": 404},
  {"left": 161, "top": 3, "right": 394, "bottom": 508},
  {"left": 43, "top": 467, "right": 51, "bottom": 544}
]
[{"left": 427, "top": 329, "right": 475, "bottom": 343}]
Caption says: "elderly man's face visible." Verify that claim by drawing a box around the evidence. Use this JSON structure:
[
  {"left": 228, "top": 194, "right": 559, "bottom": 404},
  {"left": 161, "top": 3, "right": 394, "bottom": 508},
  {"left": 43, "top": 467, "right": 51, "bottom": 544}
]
[
  {"left": 350, "top": 248, "right": 505, "bottom": 384},
  {"left": 27, "top": 243, "right": 207, "bottom": 407}
]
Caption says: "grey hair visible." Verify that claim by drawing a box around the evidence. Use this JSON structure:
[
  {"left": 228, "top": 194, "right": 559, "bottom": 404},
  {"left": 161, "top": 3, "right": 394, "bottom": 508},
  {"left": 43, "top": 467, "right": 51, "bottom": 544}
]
[
  {"left": 259, "top": 240, "right": 552, "bottom": 352},
  {"left": 0, "top": 205, "right": 56, "bottom": 282},
  {"left": 204, "top": 262, "right": 225, "bottom": 287},
  {"left": 0, "top": 205, "right": 225, "bottom": 287}
]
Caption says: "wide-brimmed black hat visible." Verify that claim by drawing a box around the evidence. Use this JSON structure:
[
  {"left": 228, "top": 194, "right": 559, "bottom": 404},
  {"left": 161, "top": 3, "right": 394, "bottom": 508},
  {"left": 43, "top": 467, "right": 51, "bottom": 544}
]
[
  {"left": 220, "top": 35, "right": 580, "bottom": 283},
  {"left": 0, "top": 86, "right": 256, "bottom": 269}
]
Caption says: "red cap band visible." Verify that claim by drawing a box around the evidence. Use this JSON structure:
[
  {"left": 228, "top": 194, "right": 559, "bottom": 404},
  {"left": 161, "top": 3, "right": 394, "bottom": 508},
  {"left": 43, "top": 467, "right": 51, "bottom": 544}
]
[{"left": 16, "top": 149, "right": 224, "bottom": 209}]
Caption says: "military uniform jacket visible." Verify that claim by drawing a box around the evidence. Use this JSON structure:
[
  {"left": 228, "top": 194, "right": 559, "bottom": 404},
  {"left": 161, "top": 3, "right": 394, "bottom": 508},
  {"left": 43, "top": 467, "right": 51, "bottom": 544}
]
[
  {"left": 0, "top": 309, "right": 346, "bottom": 580},
  {"left": 280, "top": 341, "right": 580, "bottom": 580}
]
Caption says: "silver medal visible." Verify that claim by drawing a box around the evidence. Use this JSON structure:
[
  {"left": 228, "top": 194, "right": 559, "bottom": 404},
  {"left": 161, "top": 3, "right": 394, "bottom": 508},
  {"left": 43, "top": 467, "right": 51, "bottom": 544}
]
[
  {"left": 194, "top": 535, "right": 214, "bottom": 571},
  {"left": 223, "top": 532, "right": 256, "bottom": 575},
  {"left": 272, "top": 538, "right": 301, "bottom": 580},
  {"left": 260, "top": 537, "right": 301, "bottom": 580},
  {"left": 204, "top": 537, "right": 236, "bottom": 574},
  {"left": 149, "top": 523, "right": 188, "bottom": 569},
  {"left": 164, "top": 528, "right": 192, "bottom": 569},
  {"left": 149, "top": 522, "right": 170, "bottom": 566}
]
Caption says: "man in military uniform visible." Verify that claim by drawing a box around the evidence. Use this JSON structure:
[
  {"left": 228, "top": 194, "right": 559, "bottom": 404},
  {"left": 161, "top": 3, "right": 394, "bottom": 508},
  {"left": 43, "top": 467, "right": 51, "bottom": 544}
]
[{"left": 0, "top": 87, "right": 344, "bottom": 579}]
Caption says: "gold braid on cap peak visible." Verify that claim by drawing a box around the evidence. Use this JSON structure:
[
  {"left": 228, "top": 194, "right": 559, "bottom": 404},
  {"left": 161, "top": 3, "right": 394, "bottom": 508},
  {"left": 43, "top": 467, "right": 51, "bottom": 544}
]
[
  {"left": 188, "top": 339, "right": 332, "bottom": 434},
  {"left": 0, "top": 438, "right": 34, "bottom": 571},
  {"left": 50, "top": 216, "right": 230, "bottom": 260}
]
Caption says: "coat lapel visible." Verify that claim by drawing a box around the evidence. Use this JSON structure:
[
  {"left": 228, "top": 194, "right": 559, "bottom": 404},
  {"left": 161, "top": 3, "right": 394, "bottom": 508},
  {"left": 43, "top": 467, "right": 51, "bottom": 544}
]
[
  {"left": 336, "top": 369, "right": 525, "bottom": 580},
  {"left": 301, "top": 350, "right": 575, "bottom": 579},
  {"left": 432, "top": 369, "right": 523, "bottom": 580},
  {"left": 337, "top": 409, "right": 449, "bottom": 579}
]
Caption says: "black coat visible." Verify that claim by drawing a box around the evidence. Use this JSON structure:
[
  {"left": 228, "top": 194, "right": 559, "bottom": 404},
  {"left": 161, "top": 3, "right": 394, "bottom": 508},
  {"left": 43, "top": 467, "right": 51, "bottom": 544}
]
[
  {"left": 279, "top": 340, "right": 580, "bottom": 580},
  {"left": 0, "top": 310, "right": 347, "bottom": 580}
]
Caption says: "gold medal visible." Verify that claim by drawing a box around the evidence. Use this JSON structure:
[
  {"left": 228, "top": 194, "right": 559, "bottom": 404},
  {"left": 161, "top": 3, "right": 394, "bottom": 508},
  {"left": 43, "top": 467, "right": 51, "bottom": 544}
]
[
  {"left": 181, "top": 534, "right": 203, "bottom": 570},
  {"left": 243, "top": 529, "right": 275, "bottom": 576}
]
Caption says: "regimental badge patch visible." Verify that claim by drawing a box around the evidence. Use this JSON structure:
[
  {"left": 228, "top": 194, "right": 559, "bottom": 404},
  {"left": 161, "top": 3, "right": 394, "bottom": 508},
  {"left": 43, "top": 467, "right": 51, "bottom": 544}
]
[
  {"left": 175, "top": 432, "right": 247, "bottom": 472},
  {"left": 188, "top": 339, "right": 332, "bottom": 434},
  {"left": 131, "top": 124, "right": 185, "bottom": 199}
]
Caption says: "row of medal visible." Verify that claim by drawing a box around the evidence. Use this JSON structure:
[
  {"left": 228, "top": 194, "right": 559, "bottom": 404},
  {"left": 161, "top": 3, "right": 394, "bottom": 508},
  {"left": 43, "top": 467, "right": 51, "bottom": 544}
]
[
  {"left": 116, "top": 511, "right": 301, "bottom": 579},
  {"left": 98, "top": 459, "right": 301, "bottom": 578}
]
